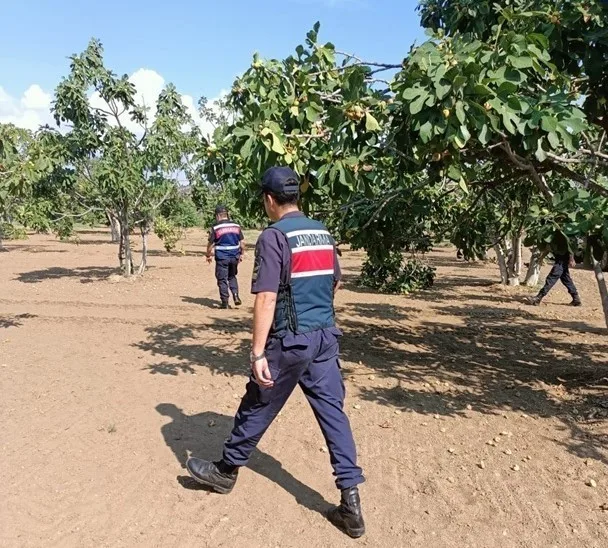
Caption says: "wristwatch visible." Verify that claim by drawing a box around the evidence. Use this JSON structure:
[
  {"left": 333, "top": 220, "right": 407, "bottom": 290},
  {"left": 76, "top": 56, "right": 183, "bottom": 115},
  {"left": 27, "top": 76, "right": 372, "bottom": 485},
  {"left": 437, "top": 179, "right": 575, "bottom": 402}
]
[{"left": 249, "top": 351, "right": 265, "bottom": 363}]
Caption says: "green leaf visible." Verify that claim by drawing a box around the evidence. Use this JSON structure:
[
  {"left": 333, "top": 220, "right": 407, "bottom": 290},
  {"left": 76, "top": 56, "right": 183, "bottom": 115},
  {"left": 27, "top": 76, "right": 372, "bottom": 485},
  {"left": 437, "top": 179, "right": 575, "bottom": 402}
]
[
  {"left": 365, "top": 112, "right": 381, "bottom": 132},
  {"left": 527, "top": 44, "right": 549, "bottom": 62},
  {"left": 563, "top": 117, "right": 586, "bottom": 134},
  {"left": 547, "top": 131, "right": 560, "bottom": 149},
  {"left": 502, "top": 111, "right": 518, "bottom": 135},
  {"left": 459, "top": 178, "right": 469, "bottom": 194},
  {"left": 305, "top": 105, "right": 322, "bottom": 123},
  {"left": 535, "top": 139, "right": 547, "bottom": 162},
  {"left": 478, "top": 124, "right": 490, "bottom": 145},
  {"left": 460, "top": 124, "right": 471, "bottom": 143},
  {"left": 455, "top": 101, "right": 466, "bottom": 124},
  {"left": 420, "top": 120, "right": 433, "bottom": 143},
  {"left": 528, "top": 33, "right": 549, "bottom": 50},
  {"left": 498, "top": 81, "right": 518, "bottom": 95},
  {"left": 435, "top": 81, "right": 451, "bottom": 100},
  {"left": 541, "top": 116, "right": 558, "bottom": 133},
  {"left": 410, "top": 91, "right": 430, "bottom": 115},
  {"left": 270, "top": 133, "right": 285, "bottom": 155},
  {"left": 290, "top": 105, "right": 299, "bottom": 117},
  {"left": 507, "top": 96, "right": 522, "bottom": 113},
  {"left": 509, "top": 55, "right": 533, "bottom": 69},
  {"left": 401, "top": 87, "right": 423, "bottom": 101},
  {"left": 447, "top": 164, "right": 462, "bottom": 181},
  {"left": 473, "top": 84, "right": 493, "bottom": 96},
  {"left": 240, "top": 136, "right": 254, "bottom": 160},
  {"left": 233, "top": 127, "right": 253, "bottom": 139}
]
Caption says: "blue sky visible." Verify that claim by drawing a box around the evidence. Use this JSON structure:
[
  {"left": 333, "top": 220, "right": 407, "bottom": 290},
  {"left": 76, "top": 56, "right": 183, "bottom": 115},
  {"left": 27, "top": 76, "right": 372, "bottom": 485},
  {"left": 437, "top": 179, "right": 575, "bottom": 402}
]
[{"left": 0, "top": 0, "right": 426, "bottom": 130}]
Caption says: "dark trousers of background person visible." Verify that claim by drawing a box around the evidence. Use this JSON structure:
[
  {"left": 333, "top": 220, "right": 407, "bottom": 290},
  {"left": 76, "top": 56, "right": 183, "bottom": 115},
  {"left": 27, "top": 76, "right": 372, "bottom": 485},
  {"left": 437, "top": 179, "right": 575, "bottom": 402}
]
[
  {"left": 537, "top": 254, "right": 579, "bottom": 300},
  {"left": 215, "top": 258, "right": 239, "bottom": 304}
]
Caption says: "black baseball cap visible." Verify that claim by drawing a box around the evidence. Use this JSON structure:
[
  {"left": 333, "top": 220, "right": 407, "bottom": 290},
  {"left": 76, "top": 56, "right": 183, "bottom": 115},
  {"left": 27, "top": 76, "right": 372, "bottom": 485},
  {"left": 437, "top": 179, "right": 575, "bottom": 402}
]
[
  {"left": 214, "top": 204, "right": 228, "bottom": 215},
  {"left": 260, "top": 166, "right": 300, "bottom": 196}
]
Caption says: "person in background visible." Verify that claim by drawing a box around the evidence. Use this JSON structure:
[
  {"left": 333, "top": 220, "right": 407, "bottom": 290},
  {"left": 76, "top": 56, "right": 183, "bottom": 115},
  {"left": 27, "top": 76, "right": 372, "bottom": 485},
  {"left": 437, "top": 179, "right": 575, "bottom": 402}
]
[
  {"left": 188, "top": 167, "right": 366, "bottom": 539},
  {"left": 207, "top": 205, "right": 245, "bottom": 309},
  {"left": 527, "top": 230, "right": 582, "bottom": 307}
]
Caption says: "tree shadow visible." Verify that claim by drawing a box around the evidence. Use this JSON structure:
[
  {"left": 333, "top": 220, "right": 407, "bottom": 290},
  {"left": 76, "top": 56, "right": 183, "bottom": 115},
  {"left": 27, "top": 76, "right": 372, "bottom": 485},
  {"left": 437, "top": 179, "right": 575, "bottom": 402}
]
[
  {"left": 147, "top": 250, "right": 205, "bottom": 258},
  {"left": 135, "top": 317, "right": 251, "bottom": 376},
  {"left": 338, "top": 301, "right": 608, "bottom": 465},
  {"left": 181, "top": 296, "right": 222, "bottom": 309},
  {"left": 1, "top": 244, "right": 68, "bottom": 254},
  {"left": 0, "top": 313, "right": 37, "bottom": 328},
  {"left": 67, "top": 239, "right": 115, "bottom": 246},
  {"left": 156, "top": 403, "right": 331, "bottom": 515},
  {"left": 15, "top": 266, "right": 119, "bottom": 284},
  {"left": 136, "top": 255, "right": 608, "bottom": 466}
]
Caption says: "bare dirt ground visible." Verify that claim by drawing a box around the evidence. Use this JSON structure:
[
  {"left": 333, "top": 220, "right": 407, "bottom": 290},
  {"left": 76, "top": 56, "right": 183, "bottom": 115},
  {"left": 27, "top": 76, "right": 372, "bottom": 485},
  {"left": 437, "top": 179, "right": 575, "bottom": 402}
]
[{"left": 1, "top": 228, "right": 607, "bottom": 548}]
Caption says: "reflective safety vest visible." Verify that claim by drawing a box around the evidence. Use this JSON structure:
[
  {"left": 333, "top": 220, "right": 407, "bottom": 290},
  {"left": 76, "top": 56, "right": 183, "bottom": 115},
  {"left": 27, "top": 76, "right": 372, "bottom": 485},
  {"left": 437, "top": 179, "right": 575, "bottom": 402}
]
[
  {"left": 268, "top": 214, "right": 336, "bottom": 337},
  {"left": 212, "top": 221, "right": 242, "bottom": 260}
]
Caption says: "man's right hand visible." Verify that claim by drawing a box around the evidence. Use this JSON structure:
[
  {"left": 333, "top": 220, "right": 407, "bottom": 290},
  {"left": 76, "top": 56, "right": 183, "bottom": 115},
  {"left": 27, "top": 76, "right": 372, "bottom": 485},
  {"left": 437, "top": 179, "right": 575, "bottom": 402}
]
[{"left": 252, "top": 357, "right": 274, "bottom": 388}]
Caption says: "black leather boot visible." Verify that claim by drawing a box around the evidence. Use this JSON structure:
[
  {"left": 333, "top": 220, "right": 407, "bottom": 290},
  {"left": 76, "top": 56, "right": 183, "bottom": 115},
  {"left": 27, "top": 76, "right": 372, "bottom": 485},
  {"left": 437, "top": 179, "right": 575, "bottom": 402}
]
[
  {"left": 327, "top": 486, "right": 365, "bottom": 538},
  {"left": 220, "top": 301, "right": 230, "bottom": 309},
  {"left": 233, "top": 294, "right": 242, "bottom": 307},
  {"left": 570, "top": 295, "right": 582, "bottom": 307},
  {"left": 186, "top": 458, "right": 238, "bottom": 494},
  {"left": 526, "top": 295, "right": 542, "bottom": 306}
]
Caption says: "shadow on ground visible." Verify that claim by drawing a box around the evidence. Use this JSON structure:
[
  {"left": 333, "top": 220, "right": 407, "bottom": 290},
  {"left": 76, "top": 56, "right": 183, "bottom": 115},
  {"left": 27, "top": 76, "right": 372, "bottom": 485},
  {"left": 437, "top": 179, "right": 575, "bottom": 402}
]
[
  {"left": 0, "top": 313, "right": 37, "bottom": 328},
  {"left": 135, "top": 316, "right": 251, "bottom": 376},
  {"left": 156, "top": 403, "right": 332, "bottom": 515},
  {"left": 16, "top": 266, "right": 119, "bottom": 284},
  {"left": 137, "top": 253, "right": 608, "bottom": 465},
  {"left": 181, "top": 296, "right": 221, "bottom": 309}
]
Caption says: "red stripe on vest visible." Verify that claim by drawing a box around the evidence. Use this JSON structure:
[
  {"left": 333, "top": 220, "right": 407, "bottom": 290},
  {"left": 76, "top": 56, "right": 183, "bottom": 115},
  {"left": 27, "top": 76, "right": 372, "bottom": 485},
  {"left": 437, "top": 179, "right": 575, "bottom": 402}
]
[{"left": 291, "top": 249, "right": 334, "bottom": 274}]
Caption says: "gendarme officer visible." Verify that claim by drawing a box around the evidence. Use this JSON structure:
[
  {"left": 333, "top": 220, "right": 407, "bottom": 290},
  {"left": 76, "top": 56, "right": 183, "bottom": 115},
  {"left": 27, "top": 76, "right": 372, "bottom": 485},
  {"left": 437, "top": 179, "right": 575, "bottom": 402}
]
[
  {"left": 206, "top": 205, "right": 245, "bottom": 309},
  {"left": 188, "top": 167, "right": 366, "bottom": 538}
]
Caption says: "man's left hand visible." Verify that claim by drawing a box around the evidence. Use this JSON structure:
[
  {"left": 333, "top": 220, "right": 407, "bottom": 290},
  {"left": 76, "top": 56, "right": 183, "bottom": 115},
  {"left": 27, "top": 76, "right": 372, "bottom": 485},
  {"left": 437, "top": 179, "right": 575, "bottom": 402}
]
[{"left": 252, "top": 357, "right": 274, "bottom": 388}]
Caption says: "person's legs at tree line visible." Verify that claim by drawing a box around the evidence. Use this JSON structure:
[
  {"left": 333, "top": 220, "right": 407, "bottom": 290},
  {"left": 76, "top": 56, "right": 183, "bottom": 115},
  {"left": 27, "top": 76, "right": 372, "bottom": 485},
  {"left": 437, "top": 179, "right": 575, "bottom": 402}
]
[{"left": 529, "top": 253, "right": 581, "bottom": 306}]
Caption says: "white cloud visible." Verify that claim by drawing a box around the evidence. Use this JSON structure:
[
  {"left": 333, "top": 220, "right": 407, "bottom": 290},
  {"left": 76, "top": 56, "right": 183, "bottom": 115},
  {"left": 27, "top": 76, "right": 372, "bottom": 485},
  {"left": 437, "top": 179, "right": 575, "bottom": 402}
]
[
  {"left": 1, "top": 70, "right": 225, "bottom": 139},
  {"left": 21, "top": 84, "right": 51, "bottom": 110},
  {"left": 0, "top": 84, "right": 55, "bottom": 130}
]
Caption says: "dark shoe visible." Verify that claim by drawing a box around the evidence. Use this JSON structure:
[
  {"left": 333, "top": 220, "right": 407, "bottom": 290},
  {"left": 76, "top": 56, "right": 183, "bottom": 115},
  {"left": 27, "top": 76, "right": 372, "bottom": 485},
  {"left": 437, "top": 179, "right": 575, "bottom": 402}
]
[
  {"left": 526, "top": 296, "right": 542, "bottom": 306},
  {"left": 220, "top": 301, "right": 230, "bottom": 309},
  {"left": 327, "top": 487, "right": 365, "bottom": 538},
  {"left": 233, "top": 295, "right": 242, "bottom": 307},
  {"left": 186, "top": 458, "right": 238, "bottom": 494},
  {"left": 570, "top": 296, "right": 582, "bottom": 307}
]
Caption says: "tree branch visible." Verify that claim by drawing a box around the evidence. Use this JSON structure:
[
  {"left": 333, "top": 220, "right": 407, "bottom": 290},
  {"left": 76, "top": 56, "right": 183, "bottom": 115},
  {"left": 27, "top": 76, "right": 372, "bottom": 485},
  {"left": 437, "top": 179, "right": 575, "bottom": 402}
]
[
  {"left": 52, "top": 206, "right": 103, "bottom": 221},
  {"left": 498, "top": 142, "right": 554, "bottom": 201},
  {"left": 549, "top": 162, "right": 608, "bottom": 198}
]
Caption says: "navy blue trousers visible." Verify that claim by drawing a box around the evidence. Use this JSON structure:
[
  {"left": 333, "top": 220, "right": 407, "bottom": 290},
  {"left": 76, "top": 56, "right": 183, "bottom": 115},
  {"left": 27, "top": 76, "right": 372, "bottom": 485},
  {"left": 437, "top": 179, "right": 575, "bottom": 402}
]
[
  {"left": 223, "top": 329, "right": 364, "bottom": 490},
  {"left": 215, "top": 258, "right": 239, "bottom": 303},
  {"left": 537, "top": 255, "right": 579, "bottom": 299}
]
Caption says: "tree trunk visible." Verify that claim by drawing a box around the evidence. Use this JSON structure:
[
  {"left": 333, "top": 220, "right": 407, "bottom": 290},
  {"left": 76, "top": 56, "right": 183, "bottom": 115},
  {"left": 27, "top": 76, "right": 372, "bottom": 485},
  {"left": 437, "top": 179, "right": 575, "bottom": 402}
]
[
  {"left": 506, "top": 234, "right": 522, "bottom": 286},
  {"left": 108, "top": 211, "right": 121, "bottom": 243},
  {"left": 494, "top": 243, "right": 509, "bottom": 284},
  {"left": 138, "top": 225, "right": 148, "bottom": 275},
  {"left": 592, "top": 257, "right": 608, "bottom": 330},
  {"left": 119, "top": 209, "right": 133, "bottom": 277},
  {"left": 523, "top": 247, "right": 546, "bottom": 287}
]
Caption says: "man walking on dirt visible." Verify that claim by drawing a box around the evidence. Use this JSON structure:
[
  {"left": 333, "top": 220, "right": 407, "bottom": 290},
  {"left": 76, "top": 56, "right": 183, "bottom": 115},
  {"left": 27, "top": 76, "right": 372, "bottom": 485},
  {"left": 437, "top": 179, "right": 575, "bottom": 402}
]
[
  {"left": 207, "top": 205, "right": 245, "bottom": 309},
  {"left": 188, "top": 167, "right": 366, "bottom": 538},
  {"left": 527, "top": 230, "right": 582, "bottom": 307}
]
